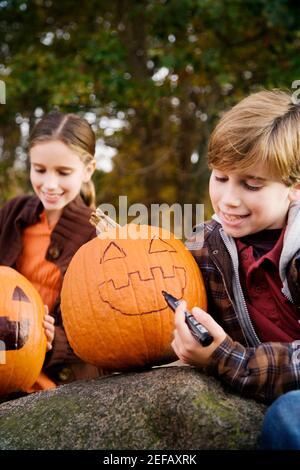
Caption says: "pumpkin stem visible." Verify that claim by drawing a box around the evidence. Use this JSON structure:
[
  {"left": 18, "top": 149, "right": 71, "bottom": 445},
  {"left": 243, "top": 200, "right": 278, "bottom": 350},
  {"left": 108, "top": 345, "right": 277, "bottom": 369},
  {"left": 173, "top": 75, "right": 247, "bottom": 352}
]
[{"left": 90, "top": 207, "right": 121, "bottom": 235}]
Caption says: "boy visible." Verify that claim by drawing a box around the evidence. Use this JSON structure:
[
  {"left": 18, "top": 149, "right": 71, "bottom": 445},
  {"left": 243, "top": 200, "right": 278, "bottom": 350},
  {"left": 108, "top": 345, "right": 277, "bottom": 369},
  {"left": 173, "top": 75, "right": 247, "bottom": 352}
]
[{"left": 171, "top": 90, "right": 300, "bottom": 449}]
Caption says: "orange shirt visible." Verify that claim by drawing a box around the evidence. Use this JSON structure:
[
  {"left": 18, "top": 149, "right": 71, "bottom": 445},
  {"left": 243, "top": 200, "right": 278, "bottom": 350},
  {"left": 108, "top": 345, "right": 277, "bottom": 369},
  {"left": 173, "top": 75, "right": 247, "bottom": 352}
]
[{"left": 16, "top": 210, "right": 62, "bottom": 313}]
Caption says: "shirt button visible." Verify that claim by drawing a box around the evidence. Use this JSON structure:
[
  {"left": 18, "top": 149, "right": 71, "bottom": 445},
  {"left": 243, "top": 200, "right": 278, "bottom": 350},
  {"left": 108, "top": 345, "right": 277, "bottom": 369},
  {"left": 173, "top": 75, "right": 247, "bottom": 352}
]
[
  {"left": 48, "top": 245, "right": 60, "bottom": 259},
  {"left": 58, "top": 367, "right": 72, "bottom": 382}
]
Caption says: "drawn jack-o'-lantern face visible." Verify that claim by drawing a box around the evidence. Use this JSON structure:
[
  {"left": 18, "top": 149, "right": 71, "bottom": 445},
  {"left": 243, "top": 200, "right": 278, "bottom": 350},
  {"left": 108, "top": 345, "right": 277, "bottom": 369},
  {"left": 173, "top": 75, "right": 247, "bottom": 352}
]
[
  {"left": 61, "top": 225, "right": 207, "bottom": 371},
  {"left": 0, "top": 266, "right": 46, "bottom": 395},
  {"left": 98, "top": 236, "right": 187, "bottom": 315},
  {"left": 0, "top": 286, "right": 31, "bottom": 351}
]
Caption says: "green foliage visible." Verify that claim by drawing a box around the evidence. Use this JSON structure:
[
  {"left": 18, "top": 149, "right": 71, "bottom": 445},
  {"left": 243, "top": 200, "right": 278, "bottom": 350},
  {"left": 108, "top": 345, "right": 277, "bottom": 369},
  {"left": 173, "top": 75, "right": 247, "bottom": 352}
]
[{"left": 0, "top": 0, "right": 300, "bottom": 219}]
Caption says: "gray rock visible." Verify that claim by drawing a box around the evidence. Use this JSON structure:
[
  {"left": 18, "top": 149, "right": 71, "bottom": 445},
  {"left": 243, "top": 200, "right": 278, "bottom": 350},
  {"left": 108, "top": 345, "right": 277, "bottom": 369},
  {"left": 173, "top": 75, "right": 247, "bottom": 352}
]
[{"left": 0, "top": 366, "right": 266, "bottom": 450}]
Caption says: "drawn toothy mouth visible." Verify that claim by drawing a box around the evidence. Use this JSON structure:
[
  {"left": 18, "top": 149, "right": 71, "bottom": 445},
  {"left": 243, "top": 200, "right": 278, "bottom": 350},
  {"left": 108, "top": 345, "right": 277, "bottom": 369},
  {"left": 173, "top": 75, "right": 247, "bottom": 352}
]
[{"left": 98, "top": 266, "right": 186, "bottom": 315}]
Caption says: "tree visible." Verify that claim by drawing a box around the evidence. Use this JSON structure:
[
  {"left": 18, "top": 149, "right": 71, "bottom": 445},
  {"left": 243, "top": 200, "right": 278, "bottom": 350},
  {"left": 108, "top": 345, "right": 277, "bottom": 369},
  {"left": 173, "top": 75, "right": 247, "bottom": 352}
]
[{"left": 1, "top": 0, "right": 300, "bottom": 220}]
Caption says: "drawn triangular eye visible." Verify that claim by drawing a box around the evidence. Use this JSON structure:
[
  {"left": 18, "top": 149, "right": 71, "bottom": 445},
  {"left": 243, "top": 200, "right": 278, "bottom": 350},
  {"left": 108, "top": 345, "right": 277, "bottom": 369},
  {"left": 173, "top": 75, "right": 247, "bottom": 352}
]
[
  {"left": 100, "top": 242, "right": 127, "bottom": 263},
  {"left": 149, "top": 237, "right": 177, "bottom": 254},
  {"left": 12, "top": 286, "right": 31, "bottom": 303}
]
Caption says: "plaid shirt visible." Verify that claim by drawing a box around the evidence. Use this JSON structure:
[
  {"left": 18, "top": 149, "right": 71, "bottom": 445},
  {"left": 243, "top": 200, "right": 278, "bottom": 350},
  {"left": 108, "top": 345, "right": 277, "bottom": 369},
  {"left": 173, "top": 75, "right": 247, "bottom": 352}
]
[{"left": 186, "top": 219, "right": 300, "bottom": 404}]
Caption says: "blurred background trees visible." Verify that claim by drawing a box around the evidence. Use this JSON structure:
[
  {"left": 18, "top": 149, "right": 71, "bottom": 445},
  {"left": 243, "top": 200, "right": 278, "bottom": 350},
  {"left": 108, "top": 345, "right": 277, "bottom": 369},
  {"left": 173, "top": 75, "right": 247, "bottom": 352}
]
[{"left": 1, "top": 0, "right": 300, "bottom": 221}]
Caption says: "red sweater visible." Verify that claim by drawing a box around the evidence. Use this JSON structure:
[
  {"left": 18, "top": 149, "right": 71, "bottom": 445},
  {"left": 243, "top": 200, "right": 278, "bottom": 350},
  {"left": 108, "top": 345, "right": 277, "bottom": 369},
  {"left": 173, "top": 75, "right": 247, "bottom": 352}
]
[{"left": 236, "top": 228, "right": 300, "bottom": 342}]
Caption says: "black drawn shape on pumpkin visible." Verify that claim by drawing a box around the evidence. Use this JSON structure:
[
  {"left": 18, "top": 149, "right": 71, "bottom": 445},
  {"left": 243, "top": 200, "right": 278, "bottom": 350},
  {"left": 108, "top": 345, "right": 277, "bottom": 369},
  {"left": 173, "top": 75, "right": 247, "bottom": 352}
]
[{"left": 98, "top": 237, "right": 186, "bottom": 315}]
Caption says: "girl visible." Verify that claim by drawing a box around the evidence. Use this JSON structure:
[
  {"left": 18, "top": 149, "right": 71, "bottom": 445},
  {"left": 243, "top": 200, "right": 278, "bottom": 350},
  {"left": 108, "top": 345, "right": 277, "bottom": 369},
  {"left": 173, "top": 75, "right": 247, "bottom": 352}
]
[{"left": 0, "top": 112, "right": 102, "bottom": 389}]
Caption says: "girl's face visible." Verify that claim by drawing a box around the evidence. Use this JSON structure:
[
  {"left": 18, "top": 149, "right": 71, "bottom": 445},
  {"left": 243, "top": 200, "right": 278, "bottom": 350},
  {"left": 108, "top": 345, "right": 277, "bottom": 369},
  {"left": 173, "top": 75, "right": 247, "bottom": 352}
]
[
  {"left": 30, "top": 140, "right": 95, "bottom": 225},
  {"left": 209, "top": 163, "right": 298, "bottom": 238}
]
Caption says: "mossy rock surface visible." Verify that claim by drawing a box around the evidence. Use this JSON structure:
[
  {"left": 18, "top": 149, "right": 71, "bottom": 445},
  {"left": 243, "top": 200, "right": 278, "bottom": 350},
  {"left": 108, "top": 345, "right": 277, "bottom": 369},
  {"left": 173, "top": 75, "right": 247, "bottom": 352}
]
[{"left": 0, "top": 366, "right": 266, "bottom": 450}]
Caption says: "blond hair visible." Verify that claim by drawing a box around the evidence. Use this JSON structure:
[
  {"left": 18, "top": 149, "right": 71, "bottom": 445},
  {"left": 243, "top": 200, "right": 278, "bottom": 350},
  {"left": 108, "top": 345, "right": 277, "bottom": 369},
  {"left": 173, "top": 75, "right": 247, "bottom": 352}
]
[
  {"left": 208, "top": 90, "right": 300, "bottom": 186},
  {"left": 29, "top": 112, "right": 96, "bottom": 208}
]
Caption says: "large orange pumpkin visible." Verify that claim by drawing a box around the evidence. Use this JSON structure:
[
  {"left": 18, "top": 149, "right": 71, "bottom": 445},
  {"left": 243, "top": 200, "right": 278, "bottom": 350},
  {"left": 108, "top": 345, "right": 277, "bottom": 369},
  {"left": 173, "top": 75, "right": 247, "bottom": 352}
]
[
  {"left": 61, "top": 224, "right": 206, "bottom": 371},
  {"left": 0, "top": 266, "right": 46, "bottom": 395}
]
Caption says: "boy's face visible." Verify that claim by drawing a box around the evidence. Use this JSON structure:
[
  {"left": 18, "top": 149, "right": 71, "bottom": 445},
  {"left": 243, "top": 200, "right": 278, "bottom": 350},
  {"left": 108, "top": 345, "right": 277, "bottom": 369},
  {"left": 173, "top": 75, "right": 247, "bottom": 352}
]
[{"left": 209, "top": 164, "right": 296, "bottom": 238}]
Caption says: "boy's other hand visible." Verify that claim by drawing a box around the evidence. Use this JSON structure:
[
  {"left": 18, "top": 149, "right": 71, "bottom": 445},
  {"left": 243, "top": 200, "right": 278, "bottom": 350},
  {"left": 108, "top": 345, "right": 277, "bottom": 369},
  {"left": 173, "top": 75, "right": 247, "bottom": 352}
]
[
  {"left": 43, "top": 305, "right": 55, "bottom": 352},
  {"left": 171, "top": 300, "right": 226, "bottom": 367}
]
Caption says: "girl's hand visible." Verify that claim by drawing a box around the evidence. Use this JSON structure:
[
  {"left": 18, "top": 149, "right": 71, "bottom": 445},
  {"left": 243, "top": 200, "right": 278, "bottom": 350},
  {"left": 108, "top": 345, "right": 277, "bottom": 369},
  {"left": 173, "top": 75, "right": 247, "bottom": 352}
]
[
  {"left": 171, "top": 300, "right": 227, "bottom": 367},
  {"left": 43, "top": 305, "right": 55, "bottom": 352}
]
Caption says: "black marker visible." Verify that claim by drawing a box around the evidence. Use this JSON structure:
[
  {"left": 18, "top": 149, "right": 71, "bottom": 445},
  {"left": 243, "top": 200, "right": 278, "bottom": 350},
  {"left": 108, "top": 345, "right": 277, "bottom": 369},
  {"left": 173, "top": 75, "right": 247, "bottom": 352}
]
[{"left": 162, "top": 290, "right": 213, "bottom": 347}]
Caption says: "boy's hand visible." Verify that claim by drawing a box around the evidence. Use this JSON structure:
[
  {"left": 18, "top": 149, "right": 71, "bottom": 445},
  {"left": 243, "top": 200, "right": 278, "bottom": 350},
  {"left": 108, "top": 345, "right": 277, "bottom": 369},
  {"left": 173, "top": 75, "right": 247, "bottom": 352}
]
[
  {"left": 171, "top": 301, "right": 226, "bottom": 367},
  {"left": 43, "top": 305, "right": 55, "bottom": 352}
]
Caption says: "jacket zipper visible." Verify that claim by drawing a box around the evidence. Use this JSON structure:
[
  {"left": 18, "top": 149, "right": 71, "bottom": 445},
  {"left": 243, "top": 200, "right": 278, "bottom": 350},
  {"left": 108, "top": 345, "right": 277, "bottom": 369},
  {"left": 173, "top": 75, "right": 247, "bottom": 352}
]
[
  {"left": 219, "top": 230, "right": 261, "bottom": 347},
  {"left": 281, "top": 285, "right": 294, "bottom": 303},
  {"left": 212, "top": 259, "right": 250, "bottom": 347}
]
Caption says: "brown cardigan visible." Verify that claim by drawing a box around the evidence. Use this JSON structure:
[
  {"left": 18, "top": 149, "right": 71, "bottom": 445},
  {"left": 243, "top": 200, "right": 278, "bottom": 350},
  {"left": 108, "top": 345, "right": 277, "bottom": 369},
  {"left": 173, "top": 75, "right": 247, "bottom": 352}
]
[{"left": 0, "top": 194, "right": 102, "bottom": 384}]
